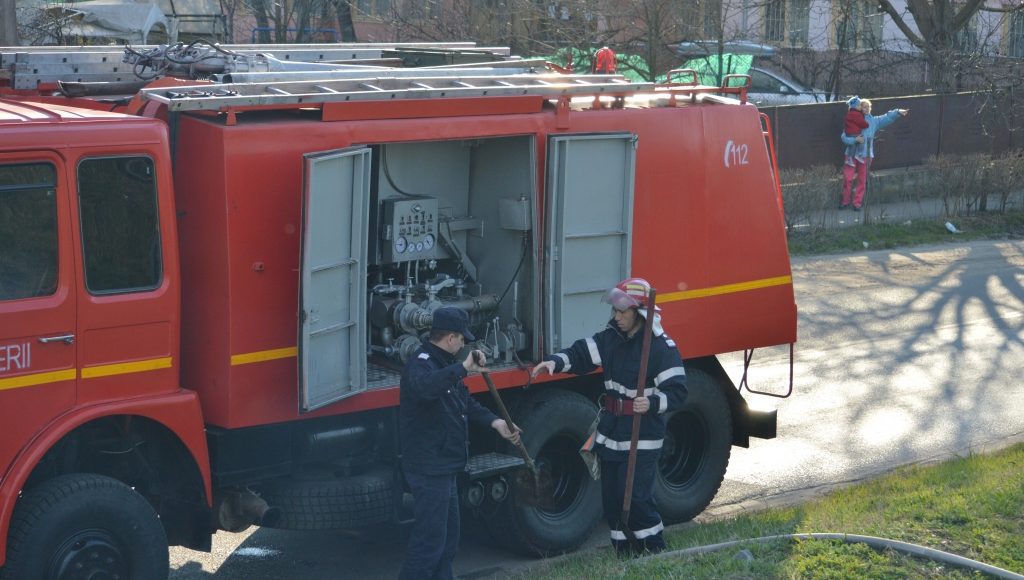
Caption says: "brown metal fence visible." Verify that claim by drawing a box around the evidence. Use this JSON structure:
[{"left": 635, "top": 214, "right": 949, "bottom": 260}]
[{"left": 762, "top": 89, "right": 1023, "bottom": 172}]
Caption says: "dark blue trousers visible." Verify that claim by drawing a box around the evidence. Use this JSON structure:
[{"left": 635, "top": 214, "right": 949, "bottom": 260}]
[
  {"left": 399, "top": 471, "right": 460, "bottom": 580},
  {"left": 601, "top": 453, "right": 666, "bottom": 555}
]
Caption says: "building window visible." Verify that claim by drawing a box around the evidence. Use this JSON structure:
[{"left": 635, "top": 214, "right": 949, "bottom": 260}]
[
  {"left": 765, "top": 0, "right": 786, "bottom": 42},
  {"left": 765, "top": 0, "right": 809, "bottom": 46},
  {"left": 834, "top": 0, "right": 883, "bottom": 50},
  {"left": 0, "top": 163, "right": 58, "bottom": 301},
  {"left": 1009, "top": 11, "right": 1024, "bottom": 57},
  {"left": 703, "top": 0, "right": 722, "bottom": 37},
  {"left": 77, "top": 157, "right": 162, "bottom": 294},
  {"left": 789, "top": 0, "right": 810, "bottom": 45},
  {"left": 954, "top": 11, "right": 979, "bottom": 52},
  {"left": 355, "top": 0, "right": 392, "bottom": 18},
  {"left": 680, "top": 0, "right": 722, "bottom": 39}
]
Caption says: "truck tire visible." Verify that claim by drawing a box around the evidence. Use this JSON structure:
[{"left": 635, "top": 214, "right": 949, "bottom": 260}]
[
  {"left": 258, "top": 469, "right": 393, "bottom": 530},
  {"left": 0, "top": 473, "right": 168, "bottom": 580},
  {"left": 654, "top": 367, "right": 732, "bottom": 523},
  {"left": 484, "top": 389, "right": 602, "bottom": 556}
]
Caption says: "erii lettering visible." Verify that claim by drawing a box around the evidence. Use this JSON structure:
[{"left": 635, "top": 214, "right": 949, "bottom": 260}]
[{"left": 0, "top": 342, "right": 31, "bottom": 373}]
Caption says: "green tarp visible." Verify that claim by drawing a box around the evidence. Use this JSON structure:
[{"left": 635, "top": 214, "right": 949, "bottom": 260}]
[
  {"left": 540, "top": 48, "right": 753, "bottom": 86},
  {"left": 681, "top": 54, "right": 753, "bottom": 87}
]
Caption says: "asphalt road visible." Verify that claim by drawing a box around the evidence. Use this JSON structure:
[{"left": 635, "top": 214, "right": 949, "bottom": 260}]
[{"left": 169, "top": 239, "right": 1024, "bottom": 579}]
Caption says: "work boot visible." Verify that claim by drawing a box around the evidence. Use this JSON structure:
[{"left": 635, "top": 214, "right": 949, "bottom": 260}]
[{"left": 613, "top": 543, "right": 636, "bottom": 559}]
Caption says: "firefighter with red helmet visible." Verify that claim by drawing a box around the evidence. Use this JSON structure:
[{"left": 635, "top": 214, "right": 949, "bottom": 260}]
[{"left": 531, "top": 277, "right": 687, "bottom": 556}]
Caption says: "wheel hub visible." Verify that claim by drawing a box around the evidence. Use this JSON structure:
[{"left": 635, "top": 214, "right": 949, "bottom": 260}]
[
  {"left": 660, "top": 410, "right": 709, "bottom": 489},
  {"left": 49, "top": 529, "right": 128, "bottom": 580}
]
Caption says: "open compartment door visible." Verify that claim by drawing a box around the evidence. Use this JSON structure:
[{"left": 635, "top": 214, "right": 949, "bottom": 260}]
[
  {"left": 299, "top": 147, "right": 371, "bottom": 412},
  {"left": 544, "top": 134, "right": 636, "bottom": 351}
]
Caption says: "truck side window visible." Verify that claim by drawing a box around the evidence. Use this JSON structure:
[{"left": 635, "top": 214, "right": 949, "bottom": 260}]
[
  {"left": 0, "top": 163, "right": 59, "bottom": 301},
  {"left": 77, "top": 156, "right": 162, "bottom": 294}
]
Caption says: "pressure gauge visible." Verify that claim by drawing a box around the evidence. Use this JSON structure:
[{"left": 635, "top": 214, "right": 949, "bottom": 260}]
[
  {"left": 422, "top": 234, "right": 435, "bottom": 250},
  {"left": 395, "top": 237, "right": 407, "bottom": 254},
  {"left": 415, "top": 241, "right": 424, "bottom": 252}
]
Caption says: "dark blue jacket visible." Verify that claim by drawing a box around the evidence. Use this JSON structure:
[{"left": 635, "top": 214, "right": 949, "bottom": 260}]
[
  {"left": 545, "top": 318, "right": 687, "bottom": 461},
  {"left": 400, "top": 341, "right": 499, "bottom": 475}
]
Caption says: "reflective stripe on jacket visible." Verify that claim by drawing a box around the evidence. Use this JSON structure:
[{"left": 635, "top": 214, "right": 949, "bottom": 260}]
[{"left": 545, "top": 319, "right": 687, "bottom": 461}]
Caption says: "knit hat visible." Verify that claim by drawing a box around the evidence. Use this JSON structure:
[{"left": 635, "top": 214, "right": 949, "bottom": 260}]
[{"left": 847, "top": 96, "right": 861, "bottom": 109}]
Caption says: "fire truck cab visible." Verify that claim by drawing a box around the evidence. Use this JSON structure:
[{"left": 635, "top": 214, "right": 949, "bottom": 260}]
[{"left": 0, "top": 44, "right": 795, "bottom": 578}]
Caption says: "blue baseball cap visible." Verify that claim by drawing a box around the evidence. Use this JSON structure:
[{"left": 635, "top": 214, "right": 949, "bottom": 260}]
[
  {"left": 431, "top": 306, "right": 475, "bottom": 341},
  {"left": 847, "top": 96, "right": 861, "bottom": 109}
]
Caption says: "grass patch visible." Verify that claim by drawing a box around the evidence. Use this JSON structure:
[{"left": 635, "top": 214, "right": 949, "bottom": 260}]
[
  {"left": 511, "top": 443, "right": 1024, "bottom": 579},
  {"left": 787, "top": 209, "right": 1024, "bottom": 256}
]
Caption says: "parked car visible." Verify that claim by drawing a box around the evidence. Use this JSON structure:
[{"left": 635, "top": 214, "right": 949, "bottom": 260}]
[{"left": 745, "top": 67, "right": 830, "bottom": 106}]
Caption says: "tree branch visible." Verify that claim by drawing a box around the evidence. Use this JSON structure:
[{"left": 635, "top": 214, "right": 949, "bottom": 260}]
[
  {"left": 879, "top": 0, "right": 925, "bottom": 49},
  {"left": 951, "top": 0, "right": 985, "bottom": 31},
  {"left": 980, "top": 1, "right": 1024, "bottom": 13}
]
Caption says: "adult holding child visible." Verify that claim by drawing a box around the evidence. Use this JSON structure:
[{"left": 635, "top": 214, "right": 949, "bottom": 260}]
[{"left": 839, "top": 97, "right": 909, "bottom": 211}]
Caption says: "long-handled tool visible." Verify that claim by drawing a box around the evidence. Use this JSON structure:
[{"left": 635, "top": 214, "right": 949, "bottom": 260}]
[
  {"left": 474, "top": 352, "right": 539, "bottom": 481},
  {"left": 621, "top": 286, "right": 657, "bottom": 551}
]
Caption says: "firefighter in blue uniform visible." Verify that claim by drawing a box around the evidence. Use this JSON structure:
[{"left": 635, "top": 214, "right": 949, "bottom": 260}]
[
  {"left": 532, "top": 277, "right": 687, "bottom": 556},
  {"left": 399, "top": 306, "right": 521, "bottom": 580}
]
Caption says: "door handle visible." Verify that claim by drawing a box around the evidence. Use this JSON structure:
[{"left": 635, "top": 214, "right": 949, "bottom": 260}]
[{"left": 38, "top": 334, "right": 75, "bottom": 345}]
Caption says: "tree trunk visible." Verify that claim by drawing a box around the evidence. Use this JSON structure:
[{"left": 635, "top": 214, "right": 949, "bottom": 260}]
[
  {"left": 332, "top": 0, "right": 356, "bottom": 41},
  {"left": 274, "top": 1, "right": 286, "bottom": 42},
  {"left": 1, "top": 0, "right": 19, "bottom": 46},
  {"left": 295, "top": 1, "right": 312, "bottom": 42},
  {"left": 253, "top": 0, "right": 272, "bottom": 43},
  {"left": 926, "top": 47, "right": 957, "bottom": 93}
]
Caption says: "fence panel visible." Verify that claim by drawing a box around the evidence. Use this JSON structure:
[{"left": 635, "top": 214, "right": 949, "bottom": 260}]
[{"left": 764, "top": 90, "right": 1022, "bottom": 172}]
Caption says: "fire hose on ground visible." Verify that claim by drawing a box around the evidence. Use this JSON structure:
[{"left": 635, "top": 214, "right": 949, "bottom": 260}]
[{"left": 641, "top": 532, "right": 1024, "bottom": 579}]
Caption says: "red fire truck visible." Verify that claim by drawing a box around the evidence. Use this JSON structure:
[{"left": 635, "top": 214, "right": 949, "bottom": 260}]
[{"left": 0, "top": 43, "right": 795, "bottom": 578}]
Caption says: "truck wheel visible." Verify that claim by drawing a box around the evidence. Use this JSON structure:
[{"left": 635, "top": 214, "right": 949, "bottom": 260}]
[
  {"left": 1, "top": 473, "right": 168, "bottom": 580},
  {"left": 485, "top": 389, "right": 602, "bottom": 556},
  {"left": 258, "top": 469, "right": 393, "bottom": 530},
  {"left": 655, "top": 367, "right": 732, "bottom": 523}
]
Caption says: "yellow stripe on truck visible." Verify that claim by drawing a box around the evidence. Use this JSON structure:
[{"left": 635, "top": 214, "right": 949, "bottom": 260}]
[
  {"left": 0, "top": 368, "right": 77, "bottom": 392},
  {"left": 659, "top": 275, "right": 793, "bottom": 303},
  {"left": 80, "top": 356, "right": 173, "bottom": 379},
  {"left": 230, "top": 346, "right": 297, "bottom": 366}
]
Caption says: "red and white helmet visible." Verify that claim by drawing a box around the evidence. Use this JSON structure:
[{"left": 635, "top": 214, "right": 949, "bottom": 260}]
[{"left": 602, "top": 277, "right": 659, "bottom": 311}]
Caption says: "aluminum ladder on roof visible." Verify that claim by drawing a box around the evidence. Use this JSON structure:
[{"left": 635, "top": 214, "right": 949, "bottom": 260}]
[
  {"left": 0, "top": 43, "right": 514, "bottom": 89},
  {"left": 138, "top": 72, "right": 652, "bottom": 112}
]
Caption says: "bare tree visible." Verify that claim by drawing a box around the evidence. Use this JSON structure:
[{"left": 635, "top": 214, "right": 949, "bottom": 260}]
[
  {"left": 877, "top": 0, "right": 1024, "bottom": 93},
  {"left": 330, "top": 0, "right": 357, "bottom": 41},
  {"left": 605, "top": 0, "right": 683, "bottom": 81},
  {"left": 238, "top": 0, "right": 355, "bottom": 43}
]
